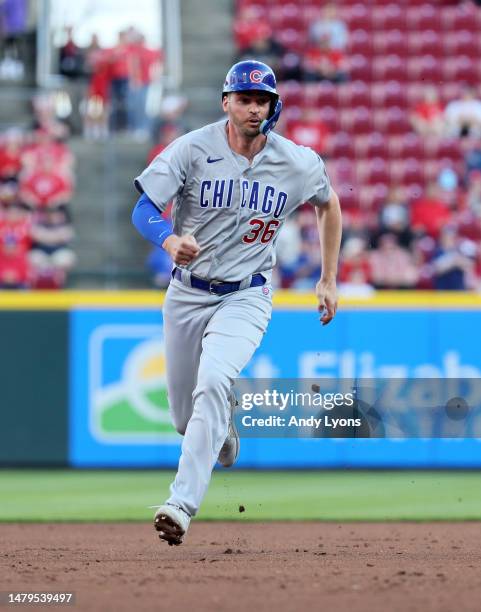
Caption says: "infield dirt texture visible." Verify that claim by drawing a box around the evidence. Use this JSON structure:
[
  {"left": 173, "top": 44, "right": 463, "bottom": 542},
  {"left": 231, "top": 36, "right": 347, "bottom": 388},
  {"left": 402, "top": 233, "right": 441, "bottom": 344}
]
[
  {"left": 2, "top": 522, "right": 481, "bottom": 611},
  {"left": 2, "top": 471, "right": 481, "bottom": 611}
]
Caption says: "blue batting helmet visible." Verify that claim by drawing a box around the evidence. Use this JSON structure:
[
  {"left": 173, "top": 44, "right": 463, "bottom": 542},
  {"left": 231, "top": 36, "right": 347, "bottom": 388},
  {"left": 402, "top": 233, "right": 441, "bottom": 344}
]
[{"left": 222, "top": 60, "right": 282, "bottom": 135}]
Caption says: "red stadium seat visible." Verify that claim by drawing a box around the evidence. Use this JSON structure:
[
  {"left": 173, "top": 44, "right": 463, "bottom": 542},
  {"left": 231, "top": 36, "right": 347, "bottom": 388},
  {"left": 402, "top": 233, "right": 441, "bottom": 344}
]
[
  {"left": 414, "top": 30, "right": 443, "bottom": 57},
  {"left": 278, "top": 81, "right": 304, "bottom": 108},
  {"left": 364, "top": 157, "right": 390, "bottom": 185},
  {"left": 443, "top": 56, "right": 477, "bottom": 85},
  {"left": 407, "top": 55, "right": 443, "bottom": 83},
  {"left": 348, "top": 29, "right": 374, "bottom": 57},
  {"left": 275, "top": 28, "right": 305, "bottom": 53},
  {"left": 348, "top": 54, "right": 373, "bottom": 82},
  {"left": 339, "top": 80, "right": 372, "bottom": 108},
  {"left": 373, "top": 4, "right": 406, "bottom": 31},
  {"left": 382, "top": 80, "right": 408, "bottom": 109},
  {"left": 346, "top": 4, "right": 372, "bottom": 31},
  {"left": 398, "top": 158, "right": 425, "bottom": 185},
  {"left": 377, "top": 29, "right": 408, "bottom": 56},
  {"left": 362, "top": 132, "right": 389, "bottom": 159},
  {"left": 303, "top": 82, "right": 339, "bottom": 109},
  {"left": 398, "top": 133, "right": 425, "bottom": 161},
  {"left": 315, "top": 106, "right": 340, "bottom": 132},
  {"left": 445, "top": 4, "right": 480, "bottom": 33},
  {"left": 407, "top": 4, "right": 441, "bottom": 31},
  {"left": 382, "top": 107, "right": 411, "bottom": 135},
  {"left": 446, "top": 30, "right": 479, "bottom": 58},
  {"left": 329, "top": 132, "right": 355, "bottom": 159},
  {"left": 374, "top": 55, "right": 407, "bottom": 82}
]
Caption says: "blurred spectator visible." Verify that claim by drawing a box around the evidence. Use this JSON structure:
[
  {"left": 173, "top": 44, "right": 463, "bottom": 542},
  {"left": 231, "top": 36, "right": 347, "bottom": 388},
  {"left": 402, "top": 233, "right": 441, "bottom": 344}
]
[
  {"left": 29, "top": 207, "right": 75, "bottom": 288},
  {"left": 309, "top": 3, "right": 348, "bottom": 50},
  {"left": 22, "top": 128, "right": 74, "bottom": 179},
  {"left": 303, "top": 37, "right": 348, "bottom": 83},
  {"left": 127, "top": 29, "right": 163, "bottom": 141},
  {"left": 108, "top": 31, "right": 130, "bottom": 132},
  {"left": 0, "top": 0, "right": 28, "bottom": 81},
  {"left": 0, "top": 202, "right": 31, "bottom": 288},
  {"left": 150, "top": 94, "right": 188, "bottom": 145},
  {"left": 285, "top": 109, "right": 330, "bottom": 154},
  {"left": 147, "top": 123, "right": 183, "bottom": 164},
  {"left": 431, "top": 227, "right": 474, "bottom": 290},
  {"left": 410, "top": 182, "right": 453, "bottom": 239},
  {"left": 369, "top": 233, "right": 419, "bottom": 289},
  {"left": 372, "top": 187, "right": 413, "bottom": 249},
  {"left": 234, "top": 7, "right": 275, "bottom": 53},
  {"left": 410, "top": 87, "right": 445, "bottom": 137},
  {"left": 82, "top": 34, "right": 110, "bottom": 141},
  {"left": 0, "top": 128, "right": 23, "bottom": 183},
  {"left": 58, "top": 26, "right": 84, "bottom": 79},
  {"left": 31, "top": 94, "right": 70, "bottom": 141},
  {"left": 19, "top": 154, "right": 73, "bottom": 210},
  {"left": 338, "top": 236, "right": 373, "bottom": 294},
  {"left": 445, "top": 86, "right": 481, "bottom": 138}
]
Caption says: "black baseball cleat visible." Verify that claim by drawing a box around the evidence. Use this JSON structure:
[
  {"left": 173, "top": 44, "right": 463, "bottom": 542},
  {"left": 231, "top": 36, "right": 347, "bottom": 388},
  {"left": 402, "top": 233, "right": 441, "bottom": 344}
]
[{"left": 153, "top": 504, "right": 191, "bottom": 546}]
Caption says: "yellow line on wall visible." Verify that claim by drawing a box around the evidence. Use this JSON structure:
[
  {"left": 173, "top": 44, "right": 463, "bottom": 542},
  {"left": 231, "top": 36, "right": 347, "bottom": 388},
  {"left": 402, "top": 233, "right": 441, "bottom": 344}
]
[{"left": 1, "top": 290, "right": 481, "bottom": 310}]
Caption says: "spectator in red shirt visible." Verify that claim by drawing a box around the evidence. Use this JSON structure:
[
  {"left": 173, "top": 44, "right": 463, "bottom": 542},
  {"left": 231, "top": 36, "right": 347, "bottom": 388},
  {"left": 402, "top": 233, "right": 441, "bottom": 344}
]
[
  {"left": 19, "top": 154, "right": 73, "bottom": 210},
  {"left": 108, "top": 30, "right": 130, "bottom": 132},
  {"left": 0, "top": 202, "right": 32, "bottom": 288},
  {"left": 338, "top": 236, "right": 373, "bottom": 293},
  {"left": 410, "top": 87, "right": 444, "bottom": 137},
  {"left": 285, "top": 109, "right": 330, "bottom": 154},
  {"left": 127, "top": 29, "right": 163, "bottom": 139},
  {"left": 369, "top": 233, "right": 419, "bottom": 289},
  {"left": 83, "top": 34, "right": 110, "bottom": 141},
  {"left": 0, "top": 128, "right": 24, "bottom": 183},
  {"left": 303, "top": 36, "right": 348, "bottom": 83},
  {"left": 410, "top": 181, "right": 453, "bottom": 239},
  {"left": 21, "top": 129, "right": 74, "bottom": 180},
  {"left": 233, "top": 7, "right": 273, "bottom": 52}
]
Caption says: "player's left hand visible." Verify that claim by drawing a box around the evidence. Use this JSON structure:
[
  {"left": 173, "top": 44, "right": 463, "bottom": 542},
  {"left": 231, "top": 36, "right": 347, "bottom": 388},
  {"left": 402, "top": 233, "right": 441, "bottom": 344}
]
[{"left": 315, "top": 278, "right": 338, "bottom": 326}]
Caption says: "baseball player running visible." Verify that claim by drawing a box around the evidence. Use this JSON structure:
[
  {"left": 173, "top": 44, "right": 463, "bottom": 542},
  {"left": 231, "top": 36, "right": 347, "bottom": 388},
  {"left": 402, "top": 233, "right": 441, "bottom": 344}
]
[{"left": 132, "top": 60, "right": 342, "bottom": 545}]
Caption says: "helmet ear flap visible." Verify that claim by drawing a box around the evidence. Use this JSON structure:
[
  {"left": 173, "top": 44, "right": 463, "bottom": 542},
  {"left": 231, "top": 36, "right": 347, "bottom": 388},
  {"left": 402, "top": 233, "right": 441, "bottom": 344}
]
[{"left": 260, "top": 99, "right": 283, "bottom": 135}]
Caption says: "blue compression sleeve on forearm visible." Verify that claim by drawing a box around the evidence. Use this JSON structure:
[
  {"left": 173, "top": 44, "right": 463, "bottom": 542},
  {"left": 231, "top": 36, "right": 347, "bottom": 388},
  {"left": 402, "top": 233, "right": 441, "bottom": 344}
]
[{"left": 131, "top": 192, "right": 174, "bottom": 248}]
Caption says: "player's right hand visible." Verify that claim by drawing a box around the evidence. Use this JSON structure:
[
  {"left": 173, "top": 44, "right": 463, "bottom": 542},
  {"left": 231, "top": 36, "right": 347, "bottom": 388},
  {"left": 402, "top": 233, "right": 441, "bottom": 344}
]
[{"left": 163, "top": 234, "right": 200, "bottom": 266}]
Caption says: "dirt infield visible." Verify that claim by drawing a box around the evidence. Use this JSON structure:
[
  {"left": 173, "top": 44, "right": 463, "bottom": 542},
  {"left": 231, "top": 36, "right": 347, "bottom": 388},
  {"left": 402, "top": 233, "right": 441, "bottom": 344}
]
[{"left": 2, "top": 522, "right": 480, "bottom": 612}]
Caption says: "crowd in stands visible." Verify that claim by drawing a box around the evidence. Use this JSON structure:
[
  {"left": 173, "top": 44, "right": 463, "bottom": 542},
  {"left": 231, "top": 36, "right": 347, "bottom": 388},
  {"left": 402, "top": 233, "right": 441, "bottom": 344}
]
[
  {"left": 229, "top": 0, "right": 481, "bottom": 292},
  {"left": 58, "top": 26, "right": 163, "bottom": 141},
  {"left": 0, "top": 94, "right": 75, "bottom": 289}
]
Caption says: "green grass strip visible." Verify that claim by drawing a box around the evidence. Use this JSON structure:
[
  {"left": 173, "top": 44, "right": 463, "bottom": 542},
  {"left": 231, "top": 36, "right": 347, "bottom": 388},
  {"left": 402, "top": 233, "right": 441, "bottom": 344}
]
[{"left": 1, "top": 470, "right": 480, "bottom": 522}]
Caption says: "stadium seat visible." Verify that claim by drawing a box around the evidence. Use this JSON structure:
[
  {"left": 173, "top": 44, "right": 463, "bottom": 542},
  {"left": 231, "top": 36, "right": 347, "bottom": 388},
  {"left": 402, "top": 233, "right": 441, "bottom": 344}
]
[
  {"left": 339, "top": 80, "right": 371, "bottom": 108},
  {"left": 382, "top": 107, "right": 411, "bottom": 135},
  {"left": 303, "top": 82, "right": 339, "bottom": 109},
  {"left": 446, "top": 30, "right": 479, "bottom": 58},
  {"left": 407, "top": 4, "right": 441, "bottom": 31},
  {"left": 407, "top": 55, "right": 443, "bottom": 83},
  {"left": 445, "top": 56, "right": 478, "bottom": 85},
  {"left": 275, "top": 28, "right": 305, "bottom": 53},
  {"left": 361, "top": 132, "right": 389, "bottom": 160},
  {"left": 374, "top": 55, "right": 407, "bottom": 82},
  {"left": 329, "top": 132, "right": 355, "bottom": 159},
  {"left": 414, "top": 30, "right": 443, "bottom": 57},
  {"left": 346, "top": 4, "right": 372, "bottom": 31},
  {"left": 278, "top": 81, "right": 304, "bottom": 107},
  {"left": 348, "top": 29, "right": 374, "bottom": 57},
  {"left": 348, "top": 54, "right": 372, "bottom": 81},
  {"left": 372, "top": 4, "right": 406, "bottom": 31}
]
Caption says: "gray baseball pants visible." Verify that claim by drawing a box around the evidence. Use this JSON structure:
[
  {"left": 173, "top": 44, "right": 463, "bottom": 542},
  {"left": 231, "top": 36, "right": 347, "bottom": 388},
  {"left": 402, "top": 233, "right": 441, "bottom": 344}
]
[{"left": 162, "top": 273, "right": 272, "bottom": 516}]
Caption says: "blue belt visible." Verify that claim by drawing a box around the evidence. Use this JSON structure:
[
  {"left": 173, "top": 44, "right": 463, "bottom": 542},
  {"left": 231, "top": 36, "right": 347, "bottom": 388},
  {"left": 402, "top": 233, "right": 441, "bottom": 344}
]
[{"left": 173, "top": 267, "right": 266, "bottom": 295}]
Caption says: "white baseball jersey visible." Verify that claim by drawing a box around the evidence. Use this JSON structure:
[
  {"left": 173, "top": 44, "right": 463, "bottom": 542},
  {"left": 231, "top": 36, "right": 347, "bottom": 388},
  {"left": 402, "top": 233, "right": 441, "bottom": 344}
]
[{"left": 135, "top": 119, "right": 331, "bottom": 281}]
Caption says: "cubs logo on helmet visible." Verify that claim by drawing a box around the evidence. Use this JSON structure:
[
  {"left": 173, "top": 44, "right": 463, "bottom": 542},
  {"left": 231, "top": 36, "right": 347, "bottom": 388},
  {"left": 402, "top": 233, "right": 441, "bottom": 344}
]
[{"left": 250, "top": 69, "right": 263, "bottom": 83}]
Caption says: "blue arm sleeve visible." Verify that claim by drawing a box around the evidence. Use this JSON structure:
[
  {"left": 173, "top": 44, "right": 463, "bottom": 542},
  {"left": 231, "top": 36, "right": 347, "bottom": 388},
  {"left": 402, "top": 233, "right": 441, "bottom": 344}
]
[{"left": 131, "top": 192, "right": 174, "bottom": 248}]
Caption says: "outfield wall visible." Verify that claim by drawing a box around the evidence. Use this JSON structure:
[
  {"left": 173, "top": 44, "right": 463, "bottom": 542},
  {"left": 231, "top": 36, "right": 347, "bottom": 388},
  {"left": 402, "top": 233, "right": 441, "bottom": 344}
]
[{"left": 1, "top": 290, "right": 481, "bottom": 467}]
